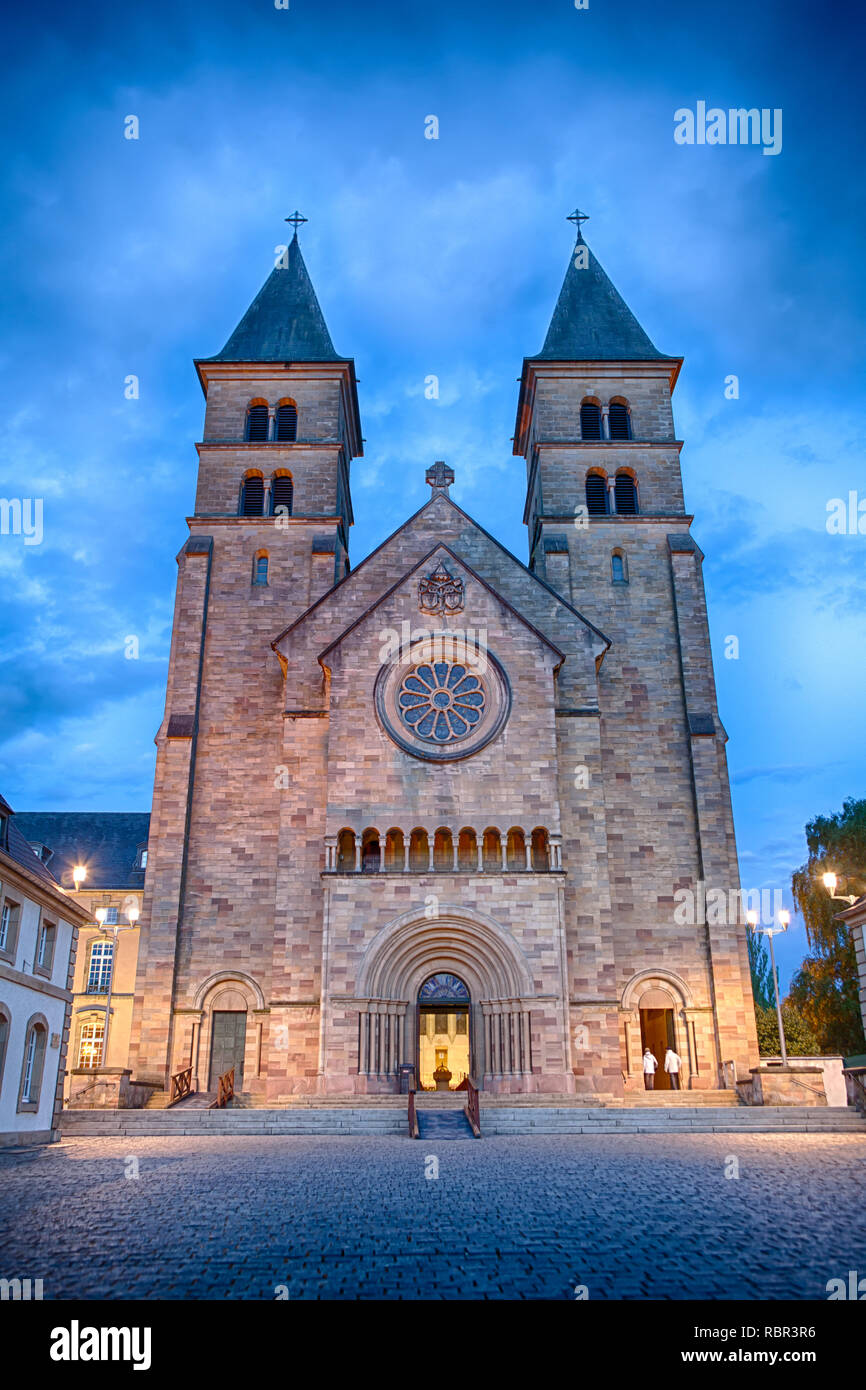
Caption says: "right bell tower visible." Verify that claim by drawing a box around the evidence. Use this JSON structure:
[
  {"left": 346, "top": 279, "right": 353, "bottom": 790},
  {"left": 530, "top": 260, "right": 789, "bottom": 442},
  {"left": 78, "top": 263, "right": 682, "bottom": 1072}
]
[{"left": 514, "top": 208, "right": 759, "bottom": 1086}]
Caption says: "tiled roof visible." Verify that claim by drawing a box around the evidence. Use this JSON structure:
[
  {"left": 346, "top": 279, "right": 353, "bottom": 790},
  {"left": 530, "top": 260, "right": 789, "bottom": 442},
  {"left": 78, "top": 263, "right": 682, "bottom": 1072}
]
[
  {"left": 532, "top": 233, "right": 673, "bottom": 362},
  {"left": 204, "top": 233, "right": 343, "bottom": 363},
  {"left": 11, "top": 812, "right": 150, "bottom": 891},
  {"left": 2, "top": 818, "right": 64, "bottom": 889}
]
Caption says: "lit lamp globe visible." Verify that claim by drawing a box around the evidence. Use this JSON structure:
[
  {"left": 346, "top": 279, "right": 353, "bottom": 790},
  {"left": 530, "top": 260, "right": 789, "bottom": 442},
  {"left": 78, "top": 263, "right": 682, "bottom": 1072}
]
[
  {"left": 778, "top": 909, "right": 790, "bottom": 929},
  {"left": 127, "top": 903, "right": 140, "bottom": 925},
  {"left": 72, "top": 865, "right": 87, "bottom": 889},
  {"left": 95, "top": 908, "right": 107, "bottom": 926},
  {"left": 822, "top": 872, "right": 837, "bottom": 892},
  {"left": 746, "top": 909, "right": 759, "bottom": 928}
]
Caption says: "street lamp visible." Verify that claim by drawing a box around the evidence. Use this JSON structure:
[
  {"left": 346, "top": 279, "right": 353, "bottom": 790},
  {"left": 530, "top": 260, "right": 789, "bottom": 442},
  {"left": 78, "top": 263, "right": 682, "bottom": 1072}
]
[
  {"left": 72, "top": 865, "right": 86, "bottom": 889},
  {"left": 756, "top": 908, "right": 790, "bottom": 1066},
  {"left": 822, "top": 871, "right": 858, "bottom": 906},
  {"left": 95, "top": 901, "right": 140, "bottom": 1068}
]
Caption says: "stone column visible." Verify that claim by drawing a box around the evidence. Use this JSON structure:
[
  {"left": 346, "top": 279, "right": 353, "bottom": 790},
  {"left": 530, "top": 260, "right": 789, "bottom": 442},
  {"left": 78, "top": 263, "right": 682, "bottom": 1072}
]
[
  {"left": 354, "top": 840, "right": 361, "bottom": 873},
  {"left": 525, "top": 840, "right": 532, "bottom": 871},
  {"left": 403, "top": 839, "right": 410, "bottom": 872}
]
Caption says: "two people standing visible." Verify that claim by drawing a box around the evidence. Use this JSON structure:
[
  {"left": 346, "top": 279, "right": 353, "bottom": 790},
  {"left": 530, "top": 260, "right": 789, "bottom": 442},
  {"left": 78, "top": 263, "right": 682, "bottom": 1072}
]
[{"left": 642, "top": 1046, "right": 682, "bottom": 1090}]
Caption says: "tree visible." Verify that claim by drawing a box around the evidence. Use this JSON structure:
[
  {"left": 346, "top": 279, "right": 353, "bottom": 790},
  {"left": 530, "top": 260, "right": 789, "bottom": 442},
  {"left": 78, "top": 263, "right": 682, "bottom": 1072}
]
[
  {"left": 747, "top": 926, "right": 774, "bottom": 1011},
  {"left": 789, "top": 796, "right": 866, "bottom": 1056},
  {"left": 755, "top": 1004, "right": 820, "bottom": 1057}
]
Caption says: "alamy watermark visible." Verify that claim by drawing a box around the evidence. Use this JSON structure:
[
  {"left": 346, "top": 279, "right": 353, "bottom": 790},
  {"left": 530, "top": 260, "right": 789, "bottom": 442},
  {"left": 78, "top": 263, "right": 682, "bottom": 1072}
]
[
  {"left": 674, "top": 103, "right": 782, "bottom": 156},
  {"left": 1, "top": 497, "right": 43, "bottom": 545},
  {"left": 378, "top": 623, "right": 488, "bottom": 674},
  {"left": 673, "top": 881, "right": 785, "bottom": 926}
]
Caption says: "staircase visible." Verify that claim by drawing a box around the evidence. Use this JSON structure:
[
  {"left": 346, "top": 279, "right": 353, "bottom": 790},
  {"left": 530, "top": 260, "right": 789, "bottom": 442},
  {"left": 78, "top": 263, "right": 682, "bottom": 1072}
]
[{"left": 416, "top": 1110, "right": 477, "bottom": 1140}]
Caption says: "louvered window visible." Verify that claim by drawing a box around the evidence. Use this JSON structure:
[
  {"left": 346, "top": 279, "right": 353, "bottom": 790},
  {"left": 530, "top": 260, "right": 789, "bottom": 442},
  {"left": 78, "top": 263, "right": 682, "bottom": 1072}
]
[
  {"left": 246, "top": 405, "right": 269, "bottom": 441},
  {"left": 608, "top": 403, "right": 631, "bottom": 440},
  {"left": 276, "top": 404, "right": 298, "bottom": 441},
  {"left": 580, "top": 403, "right": 602, "bottom": 440},
  {"left": 240, "top": 476, "right": 265, "bottom": 516},
  {"left": 271, "top": 475, "right": 294, "bottom": 516},
  {"left": 614, "top": 474, "right": 638, "bottom": 515},
  {"left": 585, "top": 474, "right": 608, "bottom": 516}
]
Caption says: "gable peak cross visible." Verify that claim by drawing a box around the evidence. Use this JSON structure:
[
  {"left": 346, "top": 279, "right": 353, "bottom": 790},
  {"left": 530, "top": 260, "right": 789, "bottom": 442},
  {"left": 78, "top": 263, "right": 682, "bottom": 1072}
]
[
  {"left": 285, "top": 210, "right": 308, "bottom": 240},
  {"left": 567, "top": 206, "right": 590, "bottom": 243},
  {"left": 426, "top": 460, "right": 454, "bottom": 497}
]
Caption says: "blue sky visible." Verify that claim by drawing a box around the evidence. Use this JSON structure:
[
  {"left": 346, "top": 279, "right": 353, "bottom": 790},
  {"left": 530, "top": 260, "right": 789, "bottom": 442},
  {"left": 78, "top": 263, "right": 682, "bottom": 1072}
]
[{"left": 1, "top": 0, "right": 864, "bottom": 985}]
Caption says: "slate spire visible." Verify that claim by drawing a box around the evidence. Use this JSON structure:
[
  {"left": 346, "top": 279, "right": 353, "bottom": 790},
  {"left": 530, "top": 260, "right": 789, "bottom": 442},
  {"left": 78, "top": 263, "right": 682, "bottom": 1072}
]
[
  {"left": 207, "top": 227, "right": 342, "bottom": 363},
  {"left": 533, "top": 218, "right": 670, "bottom": 362}
]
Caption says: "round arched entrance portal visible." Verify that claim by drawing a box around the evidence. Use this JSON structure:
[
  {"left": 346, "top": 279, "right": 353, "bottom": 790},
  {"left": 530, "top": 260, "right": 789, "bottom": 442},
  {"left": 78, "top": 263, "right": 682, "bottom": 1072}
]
[{"left": 417, "top": 973, "right": 471, "bottom": 1090}]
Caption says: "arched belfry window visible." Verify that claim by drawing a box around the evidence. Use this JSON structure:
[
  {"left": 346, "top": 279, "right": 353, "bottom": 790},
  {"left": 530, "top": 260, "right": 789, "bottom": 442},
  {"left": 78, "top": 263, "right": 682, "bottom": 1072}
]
[
  {"left": 614, "top": 472, "right": 638, "bottom": 515},
  {"left": 240, "top": 473, "right": 265, "bottom": 517},
  {"left": 276, "top": 402, "right": 298, "bottom": 441},
  {"left": 608, "top": 401, "right": 631, "bottom": 440},
  {"left": 271, "top": 473, "right": 294, "bottom": 516},
  {"left": 585, "top": 473, "right": 608, "bottom": 516},
  {"left": 580, "top": 401, "right": 602, "bottom": 440},
  {"left": 246, "top": 404, "right": 269, "bottom": 441}
]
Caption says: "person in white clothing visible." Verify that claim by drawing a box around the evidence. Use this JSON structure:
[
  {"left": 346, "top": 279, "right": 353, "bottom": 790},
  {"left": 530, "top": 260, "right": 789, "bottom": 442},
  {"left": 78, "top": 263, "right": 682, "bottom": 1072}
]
[
  {"left": 642, "top": 1047, "right": 658, "bottom": 1090},
  {"left": 664, "top": 1047, "right": 683, "bottom": 1090}
]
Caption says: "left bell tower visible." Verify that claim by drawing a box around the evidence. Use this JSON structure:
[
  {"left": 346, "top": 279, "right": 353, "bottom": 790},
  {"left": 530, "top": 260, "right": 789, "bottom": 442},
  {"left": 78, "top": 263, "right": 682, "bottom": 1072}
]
[{"left": 129, "top": 216, "right": 362, "bottom": 1090}]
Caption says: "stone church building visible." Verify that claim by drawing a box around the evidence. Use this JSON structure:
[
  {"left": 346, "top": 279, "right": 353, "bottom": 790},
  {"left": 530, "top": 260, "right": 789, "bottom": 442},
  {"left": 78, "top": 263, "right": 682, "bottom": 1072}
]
[{"left": 128, "top": 216, "right": 759, "bottom": 1101}]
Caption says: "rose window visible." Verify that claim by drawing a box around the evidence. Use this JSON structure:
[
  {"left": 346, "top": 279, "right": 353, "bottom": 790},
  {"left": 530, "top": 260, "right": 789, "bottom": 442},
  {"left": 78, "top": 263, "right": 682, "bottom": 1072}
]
[{"left": 397, "top": 662, "right": 485, "bottom": 744}]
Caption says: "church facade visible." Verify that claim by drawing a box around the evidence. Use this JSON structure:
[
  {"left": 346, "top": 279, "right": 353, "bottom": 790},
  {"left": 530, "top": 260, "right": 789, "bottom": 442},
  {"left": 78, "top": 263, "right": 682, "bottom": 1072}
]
[{"left": 128, "top": 216, "right": 759, "bottom": 1101}]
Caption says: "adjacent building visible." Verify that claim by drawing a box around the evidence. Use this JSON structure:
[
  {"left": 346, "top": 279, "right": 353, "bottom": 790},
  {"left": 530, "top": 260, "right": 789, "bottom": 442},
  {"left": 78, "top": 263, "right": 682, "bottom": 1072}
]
[
  {"left": 0, "top": 796, "right": 91, "bottom": 1145},
  {"left": 12, "top": 812, "right": 149, "bottom": 1104}
]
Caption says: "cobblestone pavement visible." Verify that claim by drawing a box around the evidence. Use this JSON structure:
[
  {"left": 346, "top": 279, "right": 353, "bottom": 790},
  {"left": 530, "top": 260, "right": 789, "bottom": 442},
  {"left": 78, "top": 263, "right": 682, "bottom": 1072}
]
[{"left": 1, "top": 1134, "right": 864, "bottom": 1300}]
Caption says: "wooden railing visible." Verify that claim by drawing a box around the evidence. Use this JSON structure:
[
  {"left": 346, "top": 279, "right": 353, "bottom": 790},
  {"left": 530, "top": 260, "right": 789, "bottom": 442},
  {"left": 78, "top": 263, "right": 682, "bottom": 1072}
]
[
  {"left": 464, "top": 1077, "right": 481, "bottom": 1137},
  {"left": 209, "top": 1068, "right": 235, "bottom": 1109},
  {"left": 408, "top": 1088, "right": 419, "bottom": 1139},
  {"left": 843, "top": 1066, "right": 866, "bottom": 1115},
  {"left": 168, "top": 1066, "right": 193, "bottom": 1107}
]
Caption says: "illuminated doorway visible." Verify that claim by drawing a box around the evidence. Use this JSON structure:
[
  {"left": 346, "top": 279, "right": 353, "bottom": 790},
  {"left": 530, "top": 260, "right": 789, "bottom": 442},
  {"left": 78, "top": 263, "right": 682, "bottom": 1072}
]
[
  {"left": 417, "top": 973, "right": 470, "bottom": 1089},
  {"left": 639, "top": 1004, "right": 675, "bottom": 1090}
]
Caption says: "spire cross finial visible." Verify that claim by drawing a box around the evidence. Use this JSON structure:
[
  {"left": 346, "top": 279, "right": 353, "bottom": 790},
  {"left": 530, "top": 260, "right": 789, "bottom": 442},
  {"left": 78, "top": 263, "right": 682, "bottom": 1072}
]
[
  {"left": 285, "top": 210, "right": 308, "bottom": 238},
  {"left": 567, "top": 207, "right": 590, "bottom": 241},
  {"left": 426, "top": 460, "right": 454, "bottom": 496}
]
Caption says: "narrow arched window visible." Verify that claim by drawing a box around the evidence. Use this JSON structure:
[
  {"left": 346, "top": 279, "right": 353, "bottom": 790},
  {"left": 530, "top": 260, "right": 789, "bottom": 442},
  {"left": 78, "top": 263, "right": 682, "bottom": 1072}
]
[
  {"left": 614, "top": 473, "right": 638, "bottom": 515},
  {"left": 246, "top": 405, "right": 269, "bottom": 441},
  {"left": 482, "top": 828, "right": 501, "bottom": 871},
  {"left": 252, "top": 554, "right": 268, "bottom": 586},
  {"left": 276, "top": 403, "right": 298, "bottom": 441},
  {"left": 585, "top": 473, "right": 608, "bottom": 516},
  {"left": 19, "top": 1020, "right": 47, "bottom": 1106},
  {"left": 458, "top": 828, "right": 477, "bottom": 871},
  {"left": 361, "top": 829, "right": 380, "bottom": 873},
  {"left": 580, "top": 402, "right": 602, "bottom": 440},
  {"left": 271, "top": 474, "right": 293, "bottom": 517},
  {"left": 0, "top": 1008, "right": 9, "bottom": 1091},
  {"left": 336, "top": 829, "right": 356, "bottom": 872},
  {"left": 608, "top": 402, "right": 631, "bottom": 440},
  {"left": 384, "top": 828, "right": 404, "bottom": 870},
  {"left": 409, "top": 828, "right": 429, "bottom": 872},
  {"left": 434, "top": 828, "right": 453, "bottom": 870},
  {"left": 506, "top": 828, "right": 526, "bottom": 871},
  {"left": 611, "top": 552, "right": 627, "bottom": 584},
  {"left": 240, "top": 475, "right": 265, "bottom": 517},
  {"left": 531, "top": 828, "right": 549, "bottom": 872}
]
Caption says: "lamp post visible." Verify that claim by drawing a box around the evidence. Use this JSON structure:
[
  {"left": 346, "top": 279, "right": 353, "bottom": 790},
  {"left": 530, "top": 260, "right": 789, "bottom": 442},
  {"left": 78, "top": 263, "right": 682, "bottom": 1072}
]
[
  {"left": 96, "top": 902, "right": 140, "bottom": 1068},
  {"left": 751, "top": 907, "right": 790, "bottom": 1065}
]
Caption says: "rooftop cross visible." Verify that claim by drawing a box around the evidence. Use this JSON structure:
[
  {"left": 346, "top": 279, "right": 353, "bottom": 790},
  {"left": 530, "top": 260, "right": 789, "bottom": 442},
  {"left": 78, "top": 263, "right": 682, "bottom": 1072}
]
[
  {"left": 425, "top": 459, "right": 454, "bottom": 497},
  {"left": 284, "top": 210, "right": 308, "bottom": 238},
  {"left": 567, "top": 207, "right": 590, "bottom": 242}
]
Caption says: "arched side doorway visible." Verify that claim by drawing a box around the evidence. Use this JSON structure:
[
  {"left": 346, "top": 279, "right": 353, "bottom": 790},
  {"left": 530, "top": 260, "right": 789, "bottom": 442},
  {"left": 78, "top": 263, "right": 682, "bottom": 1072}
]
[
  {"left": 620, "top": 970, "right": 696, "bottom": 1091},
  {"left": 638, "top": 988, "right": 676, "bottom": 1090},
  {"left": 417, "top": 973, "right": 471, "bottom": 1090},
  {"left": 189, "top": 972, "right": 265, "bottom": 1095}
]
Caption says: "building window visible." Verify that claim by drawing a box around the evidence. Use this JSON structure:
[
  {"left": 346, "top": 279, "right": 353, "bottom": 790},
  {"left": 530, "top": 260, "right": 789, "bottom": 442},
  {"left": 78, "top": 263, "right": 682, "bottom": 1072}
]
[
  {"left": 271, "top": 473, "right": 293, "bottom": 516},
  {"left": 585, "top": 473, "right": 608, "bottom": 516},
  {"left": 614, "top": 473, "right": 639, "bottom": 515},
  {"left": 87, "top": 939, "right": 114, "bottom": 994},
  {"left": 19, "top": 1021, "right": 47, "bottom": 1108},
  {"left": 608, "top": 401, "right": 631, "bottom": 440},
  {"left": 240, "top": 474, "right": 265, "bottom": 516},
  {"left": 77, "top": 1020, "right": 105, "bottom": 1070},
  {"left": 275, "top": 402, "right": 298, "bottom": 441},
  {"left": 138, "top": 849, "right": 148, "bottom": 869},
  {"left": 102, "top": 908, "right": 118, "bottom": 925},
  {"left": 36, "top": 921, "right": 56, "bottom": 972},
  {"left": 0, "top": 898, "right": 20, "bottom": 956},
  {"left": 0, "top": 1008, "right": 9, "bottom": 1092},
  {"left": 252, "top": 553, "right": 269, "bottom": 586},
  {"left": 246, "top": 404, "right": 269, "bottom": 441},
  {"left": 611, "top": 551, "right": 629, "bottom": 584},
  {"left": 580, "top": 402, "right": 602, "bottom": 440}
]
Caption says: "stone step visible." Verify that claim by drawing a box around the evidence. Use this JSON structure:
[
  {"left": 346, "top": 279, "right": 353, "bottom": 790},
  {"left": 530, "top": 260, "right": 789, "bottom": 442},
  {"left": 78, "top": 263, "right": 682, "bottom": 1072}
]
[
  {"left": 416, "top": 1110, "right": 477, "bottom": 1140},
  {"left": 58, "top": 1105, "right": 866, "bottom": 1138}
]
